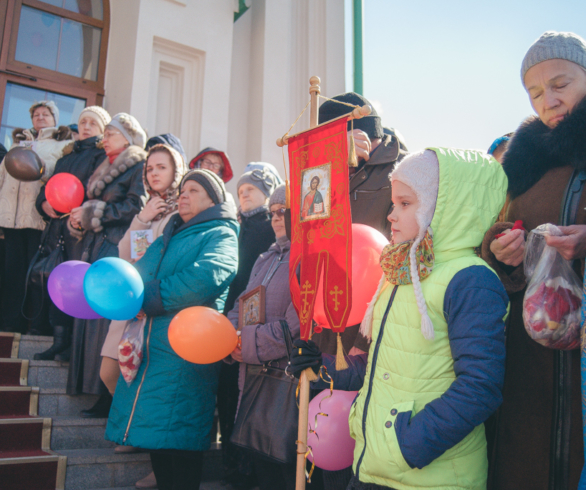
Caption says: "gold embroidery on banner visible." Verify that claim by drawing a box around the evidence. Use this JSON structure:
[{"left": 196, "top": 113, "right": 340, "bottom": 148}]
[
  {"left": 320, "top": 204, "right": 345, "bottom": 239},
  {"left": 300, "top": 280, "right": 316, "bottom": 324},
  {"left": 295, "top": 150, "right": 309, "bottom": 169},
  {"left": 335, "top": 182, "right": 345, "bottom": 198},
  {"left": 325, "top": 139, "right": 343, "bottom": 174},
  {"left": 330, "top": 286, "right": 343, "bottom": 311},
  {"left": 307, "top": 229, "right": 316, "bottom": 245},
  {"left": 292, "top": 221, "right": 302, "bottom": 244},
  {"left": 311, "top": 145, "right": 321, "bottom": 159}
]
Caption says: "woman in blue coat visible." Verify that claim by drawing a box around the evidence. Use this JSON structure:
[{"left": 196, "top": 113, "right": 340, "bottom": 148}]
[{"left": 106, "top": 169, "right": 239, "bottom": 490}]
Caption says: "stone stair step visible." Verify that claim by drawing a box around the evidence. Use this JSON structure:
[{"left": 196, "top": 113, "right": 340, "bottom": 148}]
[
  {"left": 39, "top": 387, "right": 99, "bottom": 417},
  {"left": 28, "top": 359, "right": 69, "bottom": 389},
  {"left": 0, "top": 358, "right": 28, "bottom": 386},
  {"left": 0, "top": 332, "right": 20, "bottom": 358},
  {"left": 0, "top": 450, "right": 67, "bottom": 490},
  {"left": 0, "top": 386, "right": 39, "bottom": 416},
  {"left": 18, "top": 334, "right": 53, "bottom": 360},
  {"left": 0, "top": 417, "right": 51, "bottom": 453},
  {"left": 51, "top": 416, "right": 115, "bottom": 450},
  {"left": 59, "top": 447, "right": 152, "bottom": 490}
]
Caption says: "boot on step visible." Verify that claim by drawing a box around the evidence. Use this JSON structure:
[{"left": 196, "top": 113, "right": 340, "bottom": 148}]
[{"left": 34, "top": 325, "right": 71, "bottom": 360}]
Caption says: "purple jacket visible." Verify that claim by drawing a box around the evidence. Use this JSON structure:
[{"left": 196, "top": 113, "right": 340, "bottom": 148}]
[{"left": 227, "top": 236, "right": 299, "bottom": 397}]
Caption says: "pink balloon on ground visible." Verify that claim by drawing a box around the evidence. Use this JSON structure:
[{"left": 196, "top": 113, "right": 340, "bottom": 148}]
[
  {"left": 307, "top": 389, "right": 358, "bottom": 471},
  {"left": 48, "top": 261, "right": 102, "bottom": 319}
]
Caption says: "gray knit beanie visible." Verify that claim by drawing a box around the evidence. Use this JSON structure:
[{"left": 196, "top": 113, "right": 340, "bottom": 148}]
[
  {"left": 268, "top": 184, "right": 286, "bottom": 208},
  {"left": 237, "top": 168, "right": 279, "bottom": 198},
  {"left": 107, "top": 113, "right": 147, "bottom": 149},
  {"left": 521, "top": 31, "right": 586, "bottom": 82},
  {"left": 180, "top": 169, "right": 226, "bottom": 205}
]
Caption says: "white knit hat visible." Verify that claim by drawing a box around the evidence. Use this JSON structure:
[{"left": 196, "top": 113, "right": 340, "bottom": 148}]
[
  {"left": 29, "top": 100, "right": 59, "bottom": 126},
  {"left": 79, "top": 106, "right": 111, "bottom": 132},
  {"left": 390, "top": 149, "right": 440, "bottom": 340},
  {"left": 107, "top": 113, "right": 147, "bottom": 149}
]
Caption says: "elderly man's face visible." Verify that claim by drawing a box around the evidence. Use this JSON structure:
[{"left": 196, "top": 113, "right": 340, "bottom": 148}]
[
  {"left": 178, "top": 180, "right": 214, "bottom": 222},
  {"left": 311, "top": 179, "right": 318, "bottom": 190},
  {"left": 524, "top": 59, "right": 586, "bottom": 128}
]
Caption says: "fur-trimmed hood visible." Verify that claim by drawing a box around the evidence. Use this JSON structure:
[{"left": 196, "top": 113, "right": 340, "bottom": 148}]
[
  {"left": 87, "top": 145, "right": 147, "bottom": 199},
  {"left": 503, "top": 95, "right": 586, "bottom": 199}
]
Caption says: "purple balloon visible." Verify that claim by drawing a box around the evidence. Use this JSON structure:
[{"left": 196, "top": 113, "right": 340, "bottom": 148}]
[
  {"left": 48, "top": 261, "right": 102, "bottom": 319},
  {"left": 307, "top": 389, "right": 357, "bottom": 471}
]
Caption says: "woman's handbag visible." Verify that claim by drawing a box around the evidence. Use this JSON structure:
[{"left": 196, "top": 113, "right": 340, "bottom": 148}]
[
  {"left": 231, "top": 320, "right": 299, "bottom": 464},
  {"left": 22, "top": 219, "right": 65, "bottom": 319}
]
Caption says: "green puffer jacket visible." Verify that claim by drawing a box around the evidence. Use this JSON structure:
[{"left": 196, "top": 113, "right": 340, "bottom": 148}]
[
  {"left": 106, "top": 203, "right": 238, "bottom": 451},
  {"left": 349, "top": 148, "right": 508, "bottom": 489}
]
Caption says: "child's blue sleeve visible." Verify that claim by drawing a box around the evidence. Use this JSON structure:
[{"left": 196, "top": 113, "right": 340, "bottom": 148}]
[
  {"left": 311, "top": 353, "right": 368, "bottom": 391},
  {"left": 394, "top": 265, "right": 508, "bottom": 469}
]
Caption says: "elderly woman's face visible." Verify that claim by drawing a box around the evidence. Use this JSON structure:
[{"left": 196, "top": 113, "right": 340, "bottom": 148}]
[
  {"left": 524, "top": 59, "right": 586, "bottom": 129},
  {"left": 238, "top": 183, "right": 266, "bottom": 212},
  {"left": 102, "top": 126, "right": 129, "bottom": 156},
  {"left": 178, "top": 180, "right": 214, "bottom": 222},
  {"left": 32, "top": 107, "right": 55, "bottom": 131}
]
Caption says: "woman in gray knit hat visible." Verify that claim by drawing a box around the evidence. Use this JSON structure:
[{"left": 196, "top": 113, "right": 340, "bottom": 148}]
[
  {"left": 225, "top": 184, "right": 301, "bottom": 489},
  {"left": 482, "top": 31, "right": 586, "bottom": 490}
]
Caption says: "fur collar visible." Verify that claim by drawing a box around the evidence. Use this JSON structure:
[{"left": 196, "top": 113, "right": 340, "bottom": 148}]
[
  {"left": 87, "top": 145, "right": 146, "bottom": 198},
  {"left": 12, "top": 126, "right": 71, "bottom": 143},
  {"left": 503, "top": 95, "right": 586, "bottom": 199}
]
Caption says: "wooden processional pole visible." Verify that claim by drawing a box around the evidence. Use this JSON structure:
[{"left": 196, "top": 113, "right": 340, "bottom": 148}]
[{"left": 294, "top": 75, "right": 321, "bottom": 490}]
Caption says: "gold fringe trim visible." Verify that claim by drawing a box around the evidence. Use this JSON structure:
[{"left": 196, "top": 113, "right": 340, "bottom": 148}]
[
  {"left": 348, "top": 118, "right": 358, "bottom": 167},
  {"left": 285, "top": 180, "right": 291, "bottom": 209},
  {"left": 335, "top": 333, "right": 348, "bottom": 370}
]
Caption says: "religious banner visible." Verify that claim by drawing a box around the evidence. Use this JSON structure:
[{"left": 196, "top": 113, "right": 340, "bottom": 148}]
[{"left": 288, "top": 117, "right": 352, "bottom": 342}]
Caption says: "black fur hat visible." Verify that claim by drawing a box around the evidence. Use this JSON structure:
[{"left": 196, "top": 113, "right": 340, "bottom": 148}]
[{"left": 318, "top": 92, "right": 383, "bottom": 140}]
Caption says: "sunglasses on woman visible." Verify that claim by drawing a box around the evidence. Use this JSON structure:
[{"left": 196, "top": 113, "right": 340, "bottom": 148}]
[{"left": 270, "top": 208, "right": 286, "bottom": 217}]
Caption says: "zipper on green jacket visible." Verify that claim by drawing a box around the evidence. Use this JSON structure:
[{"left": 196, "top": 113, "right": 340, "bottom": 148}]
[{"left": 355, "top": 285, "right": 398, "bottom": 480}]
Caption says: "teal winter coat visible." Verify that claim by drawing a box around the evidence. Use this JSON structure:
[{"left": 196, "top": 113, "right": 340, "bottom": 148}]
[{"left": 105, "top": 203, "right": 239, "bottom": 451}]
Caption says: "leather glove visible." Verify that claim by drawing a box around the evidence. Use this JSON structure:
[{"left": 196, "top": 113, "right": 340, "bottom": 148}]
[{"left": 291, "top": 339, "right": 322, "bottom": 379}]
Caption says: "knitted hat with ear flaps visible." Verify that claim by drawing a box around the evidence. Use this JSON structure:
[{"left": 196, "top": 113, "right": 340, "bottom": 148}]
[
  {"left": 390, "top": 149, "right": 439, "bottom": 340},
  {"left": 361, "top": 150, "right": 439, "bottom": 340}
]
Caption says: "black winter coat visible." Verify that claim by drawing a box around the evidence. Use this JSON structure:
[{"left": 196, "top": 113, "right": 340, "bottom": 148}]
[
  {"left": 67, "top": 145, "right": 147, "bottom": 396},
  {"left": 35, "top": 136, "right": 106, "bottom": 260},
  {"left": 223, "top": 209, "right": 275, "bottom": 314},
  {"left": 73, "top": 145, "right": 147, "bottom": 263}
]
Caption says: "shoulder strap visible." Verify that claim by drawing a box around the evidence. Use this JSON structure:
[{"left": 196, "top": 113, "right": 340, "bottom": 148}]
[
  {"left": 279, "top": 320, "right": 293, "bottom": 361},
  {"left": 558, "top": 169, "right": 586, "bottom": 226}
]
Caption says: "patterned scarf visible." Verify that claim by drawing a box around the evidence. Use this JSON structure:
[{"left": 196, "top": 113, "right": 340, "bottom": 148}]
[{"left": 380, "top": 230, "right": 434, "bottom": 285}]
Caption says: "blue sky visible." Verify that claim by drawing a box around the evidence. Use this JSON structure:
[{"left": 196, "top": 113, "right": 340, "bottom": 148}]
[{"left": 345, "top": 0, "right": 586, "bottom": 152}]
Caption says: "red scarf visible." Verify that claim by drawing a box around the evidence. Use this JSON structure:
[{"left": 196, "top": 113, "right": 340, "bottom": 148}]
[{"left": 107, "top": 147, "right": 125, "bottom": 164}]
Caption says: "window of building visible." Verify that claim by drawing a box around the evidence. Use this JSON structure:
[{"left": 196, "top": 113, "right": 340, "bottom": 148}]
[{"left": 0, "top": 0, "right": 109, "bottom": 147}]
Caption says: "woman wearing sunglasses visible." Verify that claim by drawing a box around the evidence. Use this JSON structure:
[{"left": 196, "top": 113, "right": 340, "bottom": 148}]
[{"left": 226, "top": 184, "right": 302, "bottom": 490}]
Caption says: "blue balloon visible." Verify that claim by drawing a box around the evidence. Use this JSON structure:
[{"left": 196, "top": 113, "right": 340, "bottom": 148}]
[{"left": 83, "top": 257, "right": 144, "bottom": 320}]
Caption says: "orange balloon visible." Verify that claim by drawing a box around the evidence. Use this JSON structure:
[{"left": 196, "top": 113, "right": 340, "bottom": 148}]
[{"left": 168, "top": 306, "right": 238, "bottom": 364}]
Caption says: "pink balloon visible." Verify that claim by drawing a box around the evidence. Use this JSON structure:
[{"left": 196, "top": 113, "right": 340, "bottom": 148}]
[
  {"left": 314, "top": 223, "right": 388, "bottom": 329},
  {"left": 48, "top": 261, "right": 102, "bottom": 319},
  {"left": 307, "top": 389, "right": 358, "bottom": 471}
]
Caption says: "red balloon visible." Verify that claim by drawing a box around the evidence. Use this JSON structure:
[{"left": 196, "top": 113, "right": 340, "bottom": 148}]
[
  {"left": 45, "top": 173, "right": 85, "bottom": 213},
  {"left": 313, "top": 224, "right": 388, "bottom": 329}
]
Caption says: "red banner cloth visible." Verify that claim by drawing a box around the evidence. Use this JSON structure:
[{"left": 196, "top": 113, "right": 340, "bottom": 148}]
[{"left": 288, "top": 117, "right": 352, "bottom": 341}]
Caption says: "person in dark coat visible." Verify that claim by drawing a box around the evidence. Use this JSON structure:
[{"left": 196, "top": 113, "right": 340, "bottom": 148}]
[
  {"left": 218, "top": 165, "right": 280, "bottom": 488},
  {"left": 0, "top": 143, "right": 6, "bottom": 162},
  {"left": 34, "top": 106, "right": 110, "bottom": 360},
  {"left": 145, "top": 133, "right": 187, "bottom": 163},
  {"left": 66, "top": 113, "right": 147, "bottom": 418},
  {"left": 481, "top": 31, "right": 586, "bottom": 490}
]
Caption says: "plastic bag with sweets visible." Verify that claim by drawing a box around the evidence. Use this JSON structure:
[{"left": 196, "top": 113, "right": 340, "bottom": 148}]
[
  {"left": 118, "top": 317, "right": 146, "bottom": 386},
  {"left": 522, "top": 224, "right": 582, "bottom": 350}
]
